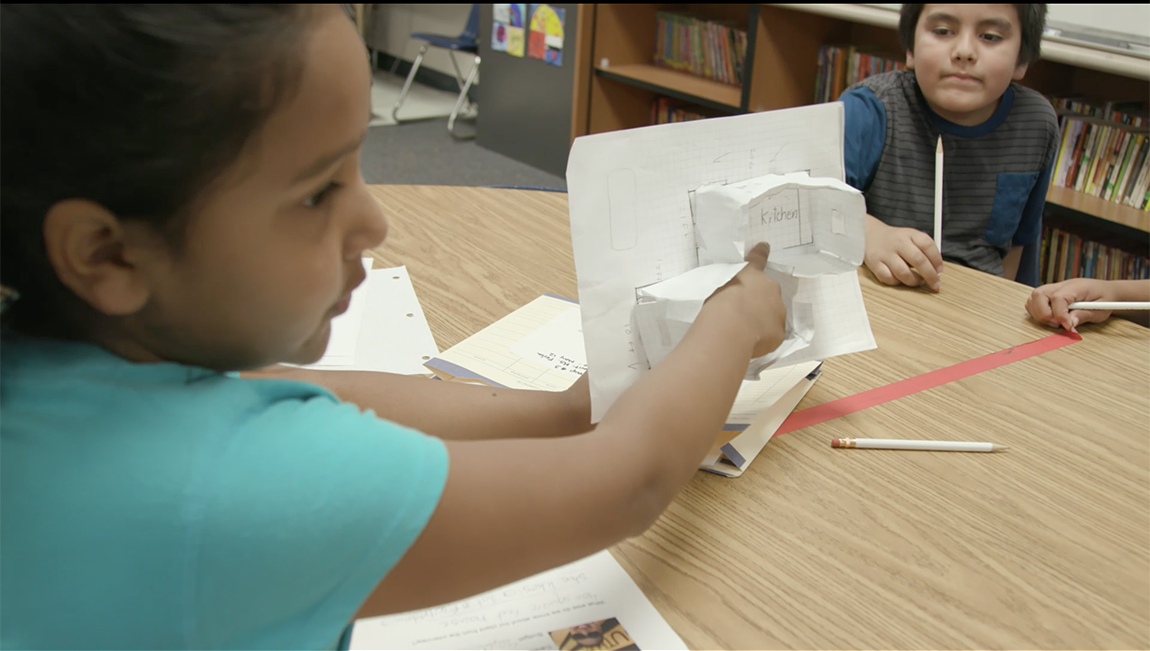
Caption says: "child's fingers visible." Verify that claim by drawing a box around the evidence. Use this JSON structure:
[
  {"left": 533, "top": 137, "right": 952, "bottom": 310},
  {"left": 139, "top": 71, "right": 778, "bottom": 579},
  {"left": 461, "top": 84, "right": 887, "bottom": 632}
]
[
  {"left": 868, "top": 260, "right": 897, "bottom": 286},
  {"left": 886, "top": 254, "right": 924, "bottom": 287},
  {"left": 744, "top": 242, "right": 771, "bottom": 271},
  {"left": 900, "top": 244, "right": 941, "bottom": 291},
  {"left": 1070, "top": 307, "right": 1112, "bottom": 327},
  {"left": 1049, "top": 294, "right": 1075, "bottom": 331},
  {"left": 1025, "top": 289, "right": 1055, "bottom": 325},
  {"left": 909, "top": 230, "right": 945, "bottom": 273}
]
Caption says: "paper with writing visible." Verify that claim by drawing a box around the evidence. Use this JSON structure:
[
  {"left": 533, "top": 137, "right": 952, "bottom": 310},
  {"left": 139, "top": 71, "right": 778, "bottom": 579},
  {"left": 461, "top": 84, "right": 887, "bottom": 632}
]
[
  {"left": 425, "top": 295, "right": 585, "bottom": 391},
  {"left": 348, "top": 550, "right": 687, "bottom": 651},
  {"left": 509, "top": 304, "right": 587, "bottom": 379}
]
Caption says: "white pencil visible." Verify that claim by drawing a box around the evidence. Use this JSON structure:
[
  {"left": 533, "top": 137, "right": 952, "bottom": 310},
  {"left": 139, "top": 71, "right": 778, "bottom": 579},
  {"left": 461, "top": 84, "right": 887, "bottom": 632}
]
[
  {"left": 934, "top": 136, "right": 943, "bottom": 253},
  {"left": 1068, "top": 301, "right": 1150, "bottom": 311},
  {"left": 831, "top": 438, "right": 1008, "bottom": 452}
]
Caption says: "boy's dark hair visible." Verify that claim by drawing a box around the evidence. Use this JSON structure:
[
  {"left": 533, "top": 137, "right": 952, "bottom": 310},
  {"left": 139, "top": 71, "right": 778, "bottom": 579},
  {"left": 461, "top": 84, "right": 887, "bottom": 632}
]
[
  {"left": 898, "top": 4, "right": 1048, "bottom": 66},
  {"left": 0, "top": 5, "right": 321, "bottom": 337}
]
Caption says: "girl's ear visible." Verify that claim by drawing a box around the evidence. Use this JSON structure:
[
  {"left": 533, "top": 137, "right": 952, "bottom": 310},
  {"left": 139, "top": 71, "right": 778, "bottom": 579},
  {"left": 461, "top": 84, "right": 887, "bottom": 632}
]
[
  {"left": 42, "top": 199, "right": 156, "bottom": 317},
  {"left": 905, "top": 49, "right": 915, "bottom": 70}
]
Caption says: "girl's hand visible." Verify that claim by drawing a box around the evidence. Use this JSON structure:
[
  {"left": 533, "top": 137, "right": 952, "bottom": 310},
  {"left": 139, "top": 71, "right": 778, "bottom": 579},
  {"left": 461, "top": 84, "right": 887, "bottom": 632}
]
[{"left": 1026, "top": 278, "right": 1114, "bottom": 332}]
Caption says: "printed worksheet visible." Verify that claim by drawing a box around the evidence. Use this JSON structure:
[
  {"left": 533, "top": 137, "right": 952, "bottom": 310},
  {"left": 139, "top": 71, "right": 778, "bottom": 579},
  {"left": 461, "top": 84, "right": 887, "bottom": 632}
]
[{"left": 349, "top": 550, "right": 686, "bottom": 650}]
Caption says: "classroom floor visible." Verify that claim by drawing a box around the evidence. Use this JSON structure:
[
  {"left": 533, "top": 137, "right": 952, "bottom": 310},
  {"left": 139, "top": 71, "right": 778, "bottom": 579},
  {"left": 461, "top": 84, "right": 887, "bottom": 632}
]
[{"left": 362, "top": 73, "right": 567, "bottom": 190}]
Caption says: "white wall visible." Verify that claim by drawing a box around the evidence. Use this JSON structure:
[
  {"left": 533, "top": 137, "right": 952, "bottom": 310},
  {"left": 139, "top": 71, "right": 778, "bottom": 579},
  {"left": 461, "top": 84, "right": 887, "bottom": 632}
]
[
  {"left": 1046, "top": 4, "right": 1150, "bottom": 40},
  {"left": 865, "top": 4, "right": 1150, "bottom": 40},
  {"left": 365, "top": 4, "right": 479, "bottom": 82}
]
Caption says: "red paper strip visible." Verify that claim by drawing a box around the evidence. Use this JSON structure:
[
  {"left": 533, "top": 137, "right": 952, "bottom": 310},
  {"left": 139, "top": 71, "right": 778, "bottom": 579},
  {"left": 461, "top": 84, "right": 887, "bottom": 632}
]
[{"left": 775, "top": 331, "right": 1082, "bottom": 436}]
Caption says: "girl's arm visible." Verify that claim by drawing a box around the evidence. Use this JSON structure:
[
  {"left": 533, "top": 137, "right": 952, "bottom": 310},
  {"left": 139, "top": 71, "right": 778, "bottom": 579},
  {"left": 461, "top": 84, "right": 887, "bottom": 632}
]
[
  {"left": 354, "top": 244, "right": 786, "bottom": 617},
  {"left": 243, "top": 365, "right": 593, "bottom": 441}
]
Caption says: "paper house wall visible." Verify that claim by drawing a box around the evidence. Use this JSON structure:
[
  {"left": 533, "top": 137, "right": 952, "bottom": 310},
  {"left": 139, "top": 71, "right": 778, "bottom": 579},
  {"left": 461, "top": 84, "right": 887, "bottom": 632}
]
[{"left": 693, "top": 172, "right": 866, "bottom": 277}]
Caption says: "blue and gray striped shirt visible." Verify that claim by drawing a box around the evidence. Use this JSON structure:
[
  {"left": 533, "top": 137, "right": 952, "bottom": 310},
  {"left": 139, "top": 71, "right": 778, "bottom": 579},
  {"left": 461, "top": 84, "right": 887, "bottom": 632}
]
[{"left": 841, "top": 70, "right": 1058, "bottom": 286}]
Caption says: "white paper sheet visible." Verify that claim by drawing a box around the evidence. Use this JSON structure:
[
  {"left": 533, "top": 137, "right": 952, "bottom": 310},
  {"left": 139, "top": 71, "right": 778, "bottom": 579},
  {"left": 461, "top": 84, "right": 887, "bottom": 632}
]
[
  {"left": 633, "top": 262, "right": 745, "bottom": 372},
  {"left": 295, "top": 259, "right": 440, "bottom": 376},
  {"left": 310, "top": 258, "right": 373, "bottom": 368},
  {"left": 567, "top": 102, "right": 876, "bottom": 422},
  {"left": 349, "top": 550, "right": 687, "bottom": 651}
]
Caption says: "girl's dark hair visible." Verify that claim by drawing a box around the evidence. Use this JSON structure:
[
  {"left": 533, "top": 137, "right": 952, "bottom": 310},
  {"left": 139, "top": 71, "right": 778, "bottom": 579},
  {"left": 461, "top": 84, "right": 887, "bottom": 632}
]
[
  {"left": 899, "top": 4, "right": 1048, "bottom": 66},
  {"left": 0, "top": 5, "right": 319, "bottom": 336}
]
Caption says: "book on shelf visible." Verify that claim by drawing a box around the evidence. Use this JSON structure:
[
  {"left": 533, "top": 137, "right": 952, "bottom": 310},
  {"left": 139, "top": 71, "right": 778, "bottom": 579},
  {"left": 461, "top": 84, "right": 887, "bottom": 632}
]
[
  {"left": 650, "top": 97, "right": 715, "bottom": 125},
  {"left": 1039, "top": 225, "right": 1149, "bottom": 284},
  {"left": 1050, "top": 96, "right": 1147, "bottom": 126},
  {"left": 1049, "top": 96, "right": 1150, "bottom": 210},
  {"left": 815, "top": 45, "right": 904, "bottom": 104},
  {"left": 654, "top": 11, "right": 748, "bottom": 87}
]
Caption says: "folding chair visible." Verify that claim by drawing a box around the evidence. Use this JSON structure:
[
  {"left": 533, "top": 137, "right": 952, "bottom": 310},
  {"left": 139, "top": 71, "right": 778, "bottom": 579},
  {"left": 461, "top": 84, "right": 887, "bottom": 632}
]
[{"left": 392, "top": 3, "right": 480, "bottom": 139}]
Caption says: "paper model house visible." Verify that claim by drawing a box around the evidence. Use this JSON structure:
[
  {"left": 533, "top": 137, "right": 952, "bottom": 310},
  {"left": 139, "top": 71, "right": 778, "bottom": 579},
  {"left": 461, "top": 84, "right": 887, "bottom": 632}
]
[{"left": 693, "top": 171, "right": 866, "bottom": 276}]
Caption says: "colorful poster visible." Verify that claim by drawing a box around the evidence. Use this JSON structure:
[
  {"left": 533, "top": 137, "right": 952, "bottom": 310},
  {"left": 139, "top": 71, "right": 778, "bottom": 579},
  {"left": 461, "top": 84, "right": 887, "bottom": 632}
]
[
  {"left": 492, "top": 20, "right": 508, "bottom": 52},
  {"left": 528, "top": 4, "right": 565, "bottom": 66},
  {"left": 508, "top": 3, "right": 525, "bottom": 28},
  {"left": 506, "top": 25, "right": 525, "bottom": 57},
  {"left": 497, "top": 3, "right": 525, "bottom": 57}
]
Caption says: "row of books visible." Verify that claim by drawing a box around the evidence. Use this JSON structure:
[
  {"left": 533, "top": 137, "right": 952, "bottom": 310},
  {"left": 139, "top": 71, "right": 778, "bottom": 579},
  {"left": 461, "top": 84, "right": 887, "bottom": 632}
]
[
  {"left": 650, "top": 97, "right": 710, "bottom": 125},
  {"left": 1049, "top": 98, "right": 1150, "bottom": 210},
  {"left": 1039, "top": 226, "right": 1150, "bottom": 284},
  {"left": 653, "top": 12, "right": 748, "bottom": 87},
  {"left": 814, "top": 45, "right": 904, "bottom": 104},
  {"left": 1051, "top": 96, "right": 1146, "bottom": 127}
]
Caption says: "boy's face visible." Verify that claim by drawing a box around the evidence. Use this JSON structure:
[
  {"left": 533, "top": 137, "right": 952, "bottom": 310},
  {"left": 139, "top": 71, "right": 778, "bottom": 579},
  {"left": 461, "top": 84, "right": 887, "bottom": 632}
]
[
  {"left": 906, "top": 4, "right": 1029, "bottom": 126},
  {"left": 116, "top": 6, "right": 386, "bottom": 370}
]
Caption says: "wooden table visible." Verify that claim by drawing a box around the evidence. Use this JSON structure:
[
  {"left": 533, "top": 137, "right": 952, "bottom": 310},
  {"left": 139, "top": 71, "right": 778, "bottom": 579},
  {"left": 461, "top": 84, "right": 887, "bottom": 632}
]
[{"left": 366, "top": 185, "right": 1150, "bottom": 649}]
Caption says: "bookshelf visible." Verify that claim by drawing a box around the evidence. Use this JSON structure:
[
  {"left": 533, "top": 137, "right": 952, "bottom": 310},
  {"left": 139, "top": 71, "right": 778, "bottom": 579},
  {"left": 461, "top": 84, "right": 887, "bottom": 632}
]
[{"left": 577, "top": 3, "right": 1150, "bottom": 281}]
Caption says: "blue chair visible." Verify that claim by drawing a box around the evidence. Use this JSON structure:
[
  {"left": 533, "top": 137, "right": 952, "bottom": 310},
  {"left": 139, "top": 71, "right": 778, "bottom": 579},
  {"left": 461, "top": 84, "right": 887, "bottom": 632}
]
[{"left": 392, "top": 3, "right": 480, "bottom": 139}]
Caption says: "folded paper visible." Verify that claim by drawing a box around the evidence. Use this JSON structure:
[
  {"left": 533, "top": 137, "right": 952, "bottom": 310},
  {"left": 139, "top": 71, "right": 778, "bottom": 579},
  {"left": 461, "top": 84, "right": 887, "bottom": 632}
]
[{"left": 568, "top": 102, "right": 876, "bottom": 423}]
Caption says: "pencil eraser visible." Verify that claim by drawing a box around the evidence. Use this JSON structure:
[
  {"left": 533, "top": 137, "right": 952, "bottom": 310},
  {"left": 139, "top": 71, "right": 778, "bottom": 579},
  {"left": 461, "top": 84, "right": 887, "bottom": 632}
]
[{"left": 830, "top": 438, "right": 841, "bottom": 448}]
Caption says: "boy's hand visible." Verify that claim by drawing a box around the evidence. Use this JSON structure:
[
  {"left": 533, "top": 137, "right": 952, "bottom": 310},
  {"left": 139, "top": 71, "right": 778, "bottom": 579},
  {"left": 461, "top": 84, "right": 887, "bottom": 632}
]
[
  {"left": 1026, "top": 278, "right": 1114, "bottom": 332},
  {"left": 864, "top": 215, "right": 943, "bottom": 291},
  {"left": 706, "top": 242, "right": 787, "bottom": 358}
]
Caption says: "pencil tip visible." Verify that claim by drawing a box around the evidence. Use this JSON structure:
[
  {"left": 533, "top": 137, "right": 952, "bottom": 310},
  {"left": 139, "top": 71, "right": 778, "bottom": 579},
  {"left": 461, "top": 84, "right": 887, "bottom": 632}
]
[{"left": 993, "top": 445, "right": 1010, "bottom": 452}]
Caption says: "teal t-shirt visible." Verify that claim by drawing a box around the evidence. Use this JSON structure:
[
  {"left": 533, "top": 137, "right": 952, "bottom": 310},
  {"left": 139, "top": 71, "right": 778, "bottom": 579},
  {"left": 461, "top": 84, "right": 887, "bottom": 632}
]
[{"left": 0, "top": 335, "right": 449, "bottom": 649}]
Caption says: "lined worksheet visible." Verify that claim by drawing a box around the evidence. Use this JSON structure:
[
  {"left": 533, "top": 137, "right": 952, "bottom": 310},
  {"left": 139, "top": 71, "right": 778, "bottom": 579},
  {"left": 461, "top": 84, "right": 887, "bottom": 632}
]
[{"left": 425, "top": 294, "right": 585, "bottom": 391}]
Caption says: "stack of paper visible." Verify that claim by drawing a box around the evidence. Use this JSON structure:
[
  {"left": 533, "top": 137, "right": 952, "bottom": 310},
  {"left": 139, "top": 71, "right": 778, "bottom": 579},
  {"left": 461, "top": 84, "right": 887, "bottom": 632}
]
[
  {"left": 349, "top": 550, "right": 687, "bottom": 650},
  {"left": 294, "top": 258, "right": 440, "bottom": 376},
  {"left": 425, "top": 294, "right": 585, "bottom": 391}
]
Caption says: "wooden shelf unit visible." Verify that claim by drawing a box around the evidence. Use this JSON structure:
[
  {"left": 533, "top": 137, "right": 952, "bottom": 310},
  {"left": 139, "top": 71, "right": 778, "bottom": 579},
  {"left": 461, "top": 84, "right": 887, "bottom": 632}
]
[
  {"left": 588, "top": 4, "right": 755, "bottom": 133},
  {"left": 596, "top": 64, "right": 743, "bottom": 110},
  {"left": 577, "top": 2, "right": 1150, "bottom": 261}
]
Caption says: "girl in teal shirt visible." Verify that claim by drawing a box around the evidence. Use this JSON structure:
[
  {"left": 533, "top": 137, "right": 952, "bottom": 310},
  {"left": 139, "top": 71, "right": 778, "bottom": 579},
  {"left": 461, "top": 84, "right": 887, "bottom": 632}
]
[{"left": 0, "top": 5, "right": 787, "bottom": 649}]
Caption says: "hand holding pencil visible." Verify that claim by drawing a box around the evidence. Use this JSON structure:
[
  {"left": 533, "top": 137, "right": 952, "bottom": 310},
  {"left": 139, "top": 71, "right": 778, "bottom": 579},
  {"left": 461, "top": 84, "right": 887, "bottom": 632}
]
[
  {"left": 859, "top": 136, "right": 945, "bottom": 292},
  {"left": 1027, "top": 278, "right": 1150, "bottom": 331},
  {"left": 862, "top": 215, "right": 944, "bottom": 291}
]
